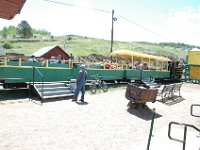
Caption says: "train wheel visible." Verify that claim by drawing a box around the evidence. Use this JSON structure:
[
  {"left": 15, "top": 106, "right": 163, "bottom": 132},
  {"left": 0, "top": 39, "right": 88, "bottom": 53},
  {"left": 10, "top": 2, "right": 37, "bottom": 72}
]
[
  {"left": 90, "top": 81, "right": 96, "bottom": 94},
  {"left": 101, "top": 81, "right": 108, "bottom": 92}
]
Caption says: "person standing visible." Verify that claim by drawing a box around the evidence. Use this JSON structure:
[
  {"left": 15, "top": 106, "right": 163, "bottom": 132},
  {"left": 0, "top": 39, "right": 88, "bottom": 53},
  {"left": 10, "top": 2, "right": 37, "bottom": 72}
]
[{"left": 73, "top": 64, "right": 88, "bottom": 102}]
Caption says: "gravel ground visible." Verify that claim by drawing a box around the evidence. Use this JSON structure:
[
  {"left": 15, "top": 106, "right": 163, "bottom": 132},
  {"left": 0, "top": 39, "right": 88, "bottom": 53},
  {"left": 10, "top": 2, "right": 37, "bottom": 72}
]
[{"left": 0, "top": 83, "right": 200, "bottom": 150}]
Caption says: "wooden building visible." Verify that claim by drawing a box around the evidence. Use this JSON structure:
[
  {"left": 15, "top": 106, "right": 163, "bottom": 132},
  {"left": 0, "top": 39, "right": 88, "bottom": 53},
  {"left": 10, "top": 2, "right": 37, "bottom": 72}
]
[
  {"left": 32, "top": 45, "right": 70, "bottom": 60},
  {"left": 0, "top": 0, "right": 26, "bottom": 20}
]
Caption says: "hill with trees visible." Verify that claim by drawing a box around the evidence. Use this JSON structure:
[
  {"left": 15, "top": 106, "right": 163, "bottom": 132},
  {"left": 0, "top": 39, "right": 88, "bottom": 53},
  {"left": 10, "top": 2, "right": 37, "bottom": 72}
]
[{"left": 0, "top": 20, "right": 198, "bottom": 62}]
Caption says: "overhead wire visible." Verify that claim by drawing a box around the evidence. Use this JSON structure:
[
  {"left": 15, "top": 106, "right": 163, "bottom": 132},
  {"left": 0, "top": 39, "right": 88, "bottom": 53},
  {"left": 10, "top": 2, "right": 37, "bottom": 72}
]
[
  {"left": 43, "top": 0, "right": 110, "bottom": 13},
  {"left": 118, "top": 15, "right": 170, "bottom": 41},
  {"left": 43, "top": 0, "right": 170, "bottom": 42}
]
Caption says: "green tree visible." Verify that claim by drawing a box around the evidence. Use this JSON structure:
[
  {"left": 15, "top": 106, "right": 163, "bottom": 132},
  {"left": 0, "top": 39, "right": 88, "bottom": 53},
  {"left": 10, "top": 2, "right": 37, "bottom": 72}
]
[
  {"left": 32, "top": 29, "right": 51, "bottom": 36},
  {"left": 17, "top": 20, "right": 33, "bottom": 38},
  {"left": 7, "top": 26, "right": 17, "bottom": 35},
  {"left": 2, "top": 27, "right": 7, "bottom": 38},
  {"left": 50, "top": 35, "right": 54, "bottom": 40},
  {"left": 3, "top": 42, "right": 12, "bottom": 49}
]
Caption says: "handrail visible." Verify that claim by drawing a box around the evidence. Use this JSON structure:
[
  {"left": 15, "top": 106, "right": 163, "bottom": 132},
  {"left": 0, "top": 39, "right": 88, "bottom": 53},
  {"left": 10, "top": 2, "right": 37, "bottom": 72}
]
[
  {"left": 33, "top": 66, "right": 44, "bottom": 99},
  {"left": 168, "top": 121, "right": 200, "bottom": 150},
  {"left": 191, "top": 104, "right": 200, "bottom": 117}
]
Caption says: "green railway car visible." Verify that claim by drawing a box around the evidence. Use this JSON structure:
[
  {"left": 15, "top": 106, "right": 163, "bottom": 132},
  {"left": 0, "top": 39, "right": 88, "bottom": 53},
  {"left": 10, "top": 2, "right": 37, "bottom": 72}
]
[{"left": 0, "top": 50, "right": 173, "bottom": 88}]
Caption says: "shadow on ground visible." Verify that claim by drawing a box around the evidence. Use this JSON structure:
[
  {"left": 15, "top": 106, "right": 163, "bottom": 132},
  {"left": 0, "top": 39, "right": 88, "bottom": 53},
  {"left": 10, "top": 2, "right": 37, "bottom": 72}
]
[
  {"left": 157, "top": 96, "right": 185, "bottom": 106},
  {"left": 127, "top": 106, "right": 162, "bottom": 121},
  {"left": 75, "top": 101, "right": 89, "bottom": 105},
  {"left": 0, "top": 91, "right": 74, "bottom": 105}
]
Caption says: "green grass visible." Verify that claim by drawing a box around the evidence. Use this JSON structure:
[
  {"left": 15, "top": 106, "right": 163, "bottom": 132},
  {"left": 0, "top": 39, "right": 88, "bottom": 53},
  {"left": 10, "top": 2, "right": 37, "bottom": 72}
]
[{"left": 1, "top": 35, "right": 188, "bottom": 59}]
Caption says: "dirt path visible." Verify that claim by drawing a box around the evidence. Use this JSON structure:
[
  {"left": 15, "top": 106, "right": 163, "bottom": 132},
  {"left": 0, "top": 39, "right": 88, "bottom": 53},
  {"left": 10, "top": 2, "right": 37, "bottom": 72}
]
[{"left": 0, "top": 83, "right": 199, "bottom": 150}]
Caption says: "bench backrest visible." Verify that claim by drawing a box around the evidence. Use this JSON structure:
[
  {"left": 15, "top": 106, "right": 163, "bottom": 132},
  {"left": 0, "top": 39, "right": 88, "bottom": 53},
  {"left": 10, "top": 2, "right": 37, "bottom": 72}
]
[
  {"left": 173, "top": 83, "right": 183, "bottom": 92},
  {"left": 162, "top": 84, "right": 175, "bottom": 94}
]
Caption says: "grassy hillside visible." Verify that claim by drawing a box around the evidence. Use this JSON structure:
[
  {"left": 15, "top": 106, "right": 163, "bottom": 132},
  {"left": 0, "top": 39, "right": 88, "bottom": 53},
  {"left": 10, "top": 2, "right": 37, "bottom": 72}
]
[{"left": 0, "top": 35, "right": 194, "bottom": 61}]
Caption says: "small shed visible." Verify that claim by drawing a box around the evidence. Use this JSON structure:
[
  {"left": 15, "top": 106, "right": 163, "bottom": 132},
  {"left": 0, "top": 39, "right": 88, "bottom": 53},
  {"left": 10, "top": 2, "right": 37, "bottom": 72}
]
[
  {"left": 0, "top": 46, "right": 6, "bottom": 56},
  {"left": 188, "top": 48, "right": 200, "bottom": 65},
  {"left": 32, "top": 45, "right": 70, "bottom": 60}
]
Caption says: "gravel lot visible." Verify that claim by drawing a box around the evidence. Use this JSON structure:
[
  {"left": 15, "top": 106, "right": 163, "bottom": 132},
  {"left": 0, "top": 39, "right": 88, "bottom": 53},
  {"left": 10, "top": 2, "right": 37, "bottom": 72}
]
[{"left": 0, "top": 83, "right": 200, "bottom": 150}]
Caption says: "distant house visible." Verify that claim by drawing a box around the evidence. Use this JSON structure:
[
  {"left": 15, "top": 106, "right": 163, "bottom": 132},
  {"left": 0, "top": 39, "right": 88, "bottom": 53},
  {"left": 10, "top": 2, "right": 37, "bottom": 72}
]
[
  {"left": 0, "top": 46, "right": 5, "bottom": 56},
  {"left": 5, "top": 53, "right": 26, "bottom": 61},
  {"left": 32, "top": 45, "right": 70, "bottom": 60}
]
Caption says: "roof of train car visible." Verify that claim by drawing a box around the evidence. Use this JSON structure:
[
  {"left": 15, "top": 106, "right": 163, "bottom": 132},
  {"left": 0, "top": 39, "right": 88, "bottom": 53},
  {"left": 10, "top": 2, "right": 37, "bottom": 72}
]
[
  {"left": 0, "top": 0, "right": 26, "bottom": 20},
  {"left": 189, "top": 48, "right": 200, "bottom": 51},
  {"left": 111, "top": 49, "right": 171, "bottom": 62}
]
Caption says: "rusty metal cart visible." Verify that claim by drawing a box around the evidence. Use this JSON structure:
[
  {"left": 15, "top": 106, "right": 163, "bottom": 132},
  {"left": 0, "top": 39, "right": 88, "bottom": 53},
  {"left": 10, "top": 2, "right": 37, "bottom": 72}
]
[{"left": 125, "top": 83, "right": 158, "bottom": 109}]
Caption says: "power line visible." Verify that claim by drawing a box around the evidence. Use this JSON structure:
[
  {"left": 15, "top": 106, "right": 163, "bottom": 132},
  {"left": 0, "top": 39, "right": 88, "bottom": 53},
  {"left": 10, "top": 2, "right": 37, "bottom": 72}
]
[
  {"left": 43, "top": 0, "right": 110, "bottom": 13},
  {"left": 118, "top": 15, "right": 170, "bottom": 41},
  {"left": 43, "top": 0, "right": 170, "bottom": 42}
]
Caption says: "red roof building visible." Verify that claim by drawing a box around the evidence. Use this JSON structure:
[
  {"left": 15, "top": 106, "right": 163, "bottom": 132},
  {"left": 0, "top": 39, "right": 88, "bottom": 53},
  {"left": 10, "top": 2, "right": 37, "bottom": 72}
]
[
  {"left": 32, "top": 45, "right": 70, "bottom": 60},
  {"left": 0, "top": 0, "right": 26, "bottom": 20}
]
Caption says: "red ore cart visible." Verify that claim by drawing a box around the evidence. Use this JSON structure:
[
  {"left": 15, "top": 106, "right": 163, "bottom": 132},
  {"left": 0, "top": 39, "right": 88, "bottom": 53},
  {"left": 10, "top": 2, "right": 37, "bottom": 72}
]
[{"left": 125, "top": 83, "right": 158, "bottom": 109}]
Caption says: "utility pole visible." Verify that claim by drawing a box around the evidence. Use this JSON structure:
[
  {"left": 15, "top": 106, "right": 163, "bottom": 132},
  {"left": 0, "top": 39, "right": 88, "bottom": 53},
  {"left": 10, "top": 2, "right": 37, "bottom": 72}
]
[{"left": 110, "top": 9, "right": 117, "bottom": 63}]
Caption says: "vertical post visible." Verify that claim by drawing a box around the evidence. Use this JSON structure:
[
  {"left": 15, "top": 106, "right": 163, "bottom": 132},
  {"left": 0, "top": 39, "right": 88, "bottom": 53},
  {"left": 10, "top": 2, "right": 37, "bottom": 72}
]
[
  {"left": 4, "top": 57, "right": 7, "bottom": 66},
  {"left": 45, "top": 60, "right": 48, "bottom": 68},
  {"left": 28, "top": 79, "right": 31, "bottom": 101},
  {"left": 70, "top": 53, "right": 73, "bottom": 69},
  {"left": 33, "top": 67, "right": 35, "bottom": 87},
  {"left": 68, "top": 60, "right": 70, "bottom": 68},
  {"left": 110, "top": 9, "right": 114, "bottom": 63},
  {"left": 149, "top": 58, "right": 150, "bottom": 69},
  {"left": 132, "top": 55, "right": 133, "bottom": 69},
  {"left": 155, "top": 60, "right": 157, "bottom": 70},
  {"left": 182, "top": 126, "right": 187, "bottom": 150},
  {"left": 147, "top": 108, "right": 156, "bottom": 150},
  {"left": 184, "top": 65, "right": 187, "bottom": 82},
  {"left": 19, "top": 58, "right": 22, "bottom": 67}
]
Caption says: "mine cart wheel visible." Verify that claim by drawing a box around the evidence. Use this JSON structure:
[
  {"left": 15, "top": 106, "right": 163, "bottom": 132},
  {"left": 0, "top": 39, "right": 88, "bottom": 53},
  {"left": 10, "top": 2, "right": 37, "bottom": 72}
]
[
  {"left": 132, "top": 103, "right": 139, "bottom": 109},
  {"left": 127, "top": 101, "right": 132, "bottom": 107},
  {"left": 141, "top": 103, "right": 148, "bottom": 109}
]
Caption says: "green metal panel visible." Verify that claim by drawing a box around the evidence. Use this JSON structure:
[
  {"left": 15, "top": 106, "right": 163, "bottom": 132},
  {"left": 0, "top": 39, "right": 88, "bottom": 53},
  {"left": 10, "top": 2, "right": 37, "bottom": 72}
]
[
  {"left": 125, "top": 70, "right": 141, "bottom": 79},
  {"left": 0, "top": 67, "right": 73, "bottom": 83},
  {"left": 125, "top": 70, "right": 170, "bottom": 80},
  {"left": 34, "top": 68, "right": 72, "bottom": 82},
  {"left": 0, "top": 65, "right": 170, "bottom": 84},
  {"left": 87, "top": 69, "right": 125, "bottom": 80},
  {"left": 7, "top": 61, "right": 69, "bottom": 68},
  {"left": 142, "top": 70, "right": 170, "bottom": 79},
  {"left": 0, "top": 67, "right": 33, "bottom": 83},
  {"left": 48, "top": 63, "right": 69, "bottom": 68}
]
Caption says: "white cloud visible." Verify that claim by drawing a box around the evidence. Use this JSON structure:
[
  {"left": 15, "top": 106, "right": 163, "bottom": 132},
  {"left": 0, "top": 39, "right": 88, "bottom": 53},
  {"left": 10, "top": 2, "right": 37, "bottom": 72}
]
[
  {"left": 1, "top": 1, "right": 200, "bottom": 46},
  {"left": 162, "top": 7, "right": 200, "bottom": 45}
]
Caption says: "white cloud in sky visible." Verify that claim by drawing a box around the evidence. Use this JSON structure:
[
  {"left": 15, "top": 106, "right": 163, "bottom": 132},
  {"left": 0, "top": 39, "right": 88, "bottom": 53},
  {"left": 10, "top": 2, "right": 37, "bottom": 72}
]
[
  {"left": 162, "top": 7, "right": 200, "bottom": 45},
  {"left": 1, "top": 1, "right": 200, "bottom": 46}
]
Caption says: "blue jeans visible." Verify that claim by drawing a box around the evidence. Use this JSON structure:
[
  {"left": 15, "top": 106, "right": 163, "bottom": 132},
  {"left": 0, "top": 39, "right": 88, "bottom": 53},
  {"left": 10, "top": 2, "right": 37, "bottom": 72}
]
[{"left": 74, "top": 83, "right": 85, "bottom": 100}]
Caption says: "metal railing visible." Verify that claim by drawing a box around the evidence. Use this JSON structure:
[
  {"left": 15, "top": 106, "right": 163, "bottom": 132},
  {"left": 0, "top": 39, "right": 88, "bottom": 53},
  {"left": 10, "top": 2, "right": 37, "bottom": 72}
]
[
  {"left": 33, "top": 66, "right": 44, "bottom": 99},
  {"left": 168, "top": 104, "right": 200, "bottom": 150},
  {"left": 168, "top": 122, "right": 200, "bottom": 150},
  {"left": 191, "top": 104, "right": 200, "bottom": 117}
]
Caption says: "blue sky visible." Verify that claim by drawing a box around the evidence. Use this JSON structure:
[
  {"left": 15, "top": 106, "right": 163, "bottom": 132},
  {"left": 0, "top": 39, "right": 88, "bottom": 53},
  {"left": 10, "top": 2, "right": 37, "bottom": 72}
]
[{"left": 1, "top": 0, "right": 200, "bottom": 46}]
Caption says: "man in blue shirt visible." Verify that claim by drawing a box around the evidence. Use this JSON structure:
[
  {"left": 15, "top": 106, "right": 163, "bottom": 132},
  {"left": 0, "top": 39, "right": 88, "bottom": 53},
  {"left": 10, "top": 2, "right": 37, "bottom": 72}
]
[{"left": 73, "top": 64, "right": 88, "bottom": 102}]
